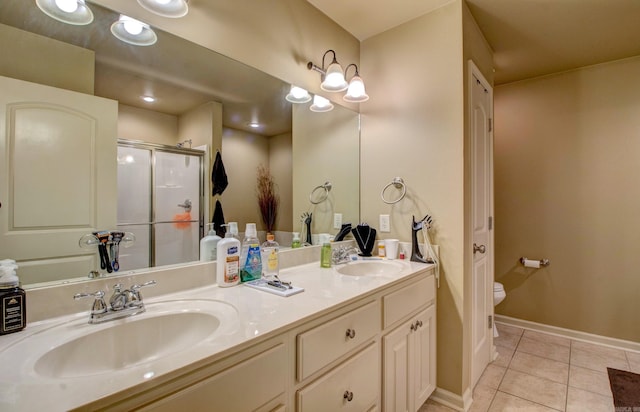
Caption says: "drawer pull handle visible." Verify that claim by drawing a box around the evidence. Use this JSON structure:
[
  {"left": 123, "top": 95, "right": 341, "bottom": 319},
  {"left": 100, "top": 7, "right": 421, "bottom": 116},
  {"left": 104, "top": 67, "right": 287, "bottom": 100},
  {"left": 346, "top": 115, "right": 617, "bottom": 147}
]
[
  {"left": 410, "top": 323, "right": 416, "bottom": 331},
  {"left": 416, "top": 320, "right": 423, "bottom": 328},
  {"left": 343, "top": 390, "right": 354, "bottom": 402},
  {"left": 345, "top": 328, "right": 356, "bottom": 339}
]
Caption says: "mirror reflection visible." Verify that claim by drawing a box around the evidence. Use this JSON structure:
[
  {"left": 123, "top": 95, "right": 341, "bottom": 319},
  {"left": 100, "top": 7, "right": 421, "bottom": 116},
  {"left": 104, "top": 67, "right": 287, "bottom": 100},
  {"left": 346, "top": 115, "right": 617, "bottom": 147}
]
[{"left": 0, "top": 0, "right": 359, "bottom": 288}]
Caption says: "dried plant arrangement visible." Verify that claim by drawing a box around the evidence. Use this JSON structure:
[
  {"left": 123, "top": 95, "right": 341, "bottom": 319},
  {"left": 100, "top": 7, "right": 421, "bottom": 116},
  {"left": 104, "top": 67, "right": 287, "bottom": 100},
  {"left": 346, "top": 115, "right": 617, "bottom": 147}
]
[{"left": 256, "top": 164, "right": 279, "bottom": 234}]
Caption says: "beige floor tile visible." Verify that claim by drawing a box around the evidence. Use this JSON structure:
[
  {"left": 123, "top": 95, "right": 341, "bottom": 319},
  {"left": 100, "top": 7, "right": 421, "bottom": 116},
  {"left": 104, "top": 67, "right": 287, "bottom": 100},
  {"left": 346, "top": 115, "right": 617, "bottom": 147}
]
[
  {"left": 494, "top": 326, "right": 523, "bottom": 350},
  {"left": 523, "top": 329, "right": 571, "bottom": 348},
  {"left": 572, "top": 340, "right": 629, "bottom": 359},
  {"left": 418, "top": 399, "right": 457, "bottom": 412},
  {"left": 568, "top": 365, "right": 614, "bottom": 397},
  {"left": 496, "top": 322, "right": 524, "bottom": 337},
  {"left": 566, "top": 387, "right": 615, "bottom": 412},
  {"left": 570, "top": 347, "right": 629, "bottom": 373},
  {"left": 498, "top": 369, "right": 567, "bottom": 410},
  {"left": 492, "top": 344, "right": 515, "bottom": 368},
  {"left": 510, "top": 351, "right": 569, "bottom": 384},
  {"left": 626, "top": 351, "right": 640, "bottom": 373},
  {"left": 469, "top": 385, "right": 497, "bottom": 412},
  {"left": 488, "top": 391, "right": 560, "bottom": 412},
  {"left": 476, "top": 364, "right": 507, "bottom": 390},
  {"left": 516, "top": 336, "right": 571, "bottom": 363}
]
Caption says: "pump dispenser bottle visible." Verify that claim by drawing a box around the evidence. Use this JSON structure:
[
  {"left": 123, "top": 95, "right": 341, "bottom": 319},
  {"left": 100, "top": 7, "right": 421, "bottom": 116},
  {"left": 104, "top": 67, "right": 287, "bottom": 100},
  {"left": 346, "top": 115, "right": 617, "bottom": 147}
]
[
  {"left": 200, "top": 223, "right": 221, "bottom": 262},
  {"left": 216, "top": 222, "right": 240, "bottom": 287},
  {"left": 240, "top": 223, "right": 262, "bottom": 282},
  {"left": 0, "top": 259, "right": 26, "bottom": 335}
]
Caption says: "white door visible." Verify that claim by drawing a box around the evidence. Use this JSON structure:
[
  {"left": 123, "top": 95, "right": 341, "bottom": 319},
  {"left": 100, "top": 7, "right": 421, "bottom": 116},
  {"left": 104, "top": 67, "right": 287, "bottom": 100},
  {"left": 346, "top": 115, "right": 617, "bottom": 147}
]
[
  {"left": 469, "top": 61, "right": 494, "bottom": 389},
  {"left": 0, "top": 76, "right": 117, "bottom": 284}
]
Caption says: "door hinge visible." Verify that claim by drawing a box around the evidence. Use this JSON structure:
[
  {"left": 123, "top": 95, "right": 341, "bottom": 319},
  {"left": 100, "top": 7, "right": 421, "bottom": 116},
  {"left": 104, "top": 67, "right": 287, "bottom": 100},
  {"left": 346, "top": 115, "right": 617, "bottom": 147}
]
[
  {"left": 488, "top": 315, "right": 493, "bottom": 329},
  {"left": 488, "top": 118, "right": 493, "bottom": 132},
  {"left": 488, "top": 216, "right": 493, "bottom": 230}
]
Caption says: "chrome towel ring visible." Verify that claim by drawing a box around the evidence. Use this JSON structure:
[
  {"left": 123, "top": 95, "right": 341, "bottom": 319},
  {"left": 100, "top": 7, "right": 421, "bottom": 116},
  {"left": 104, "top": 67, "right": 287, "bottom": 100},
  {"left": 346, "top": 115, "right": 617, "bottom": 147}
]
[
  {"left": 309, "top": 181, "right": 332, "bottom": 204},
  {"left": 381, "top": 177, "right": 406, "bottom": 204}
]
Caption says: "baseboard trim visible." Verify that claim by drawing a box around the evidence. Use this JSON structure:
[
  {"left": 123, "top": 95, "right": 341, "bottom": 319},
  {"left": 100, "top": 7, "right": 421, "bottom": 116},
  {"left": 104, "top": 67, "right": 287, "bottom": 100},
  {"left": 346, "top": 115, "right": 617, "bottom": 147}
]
[
  {"left": 495, "top": 315, "right": 640, "bottom": 353},
  {"left": 430, "top": 387, "right": 473, "bottom": 411}
]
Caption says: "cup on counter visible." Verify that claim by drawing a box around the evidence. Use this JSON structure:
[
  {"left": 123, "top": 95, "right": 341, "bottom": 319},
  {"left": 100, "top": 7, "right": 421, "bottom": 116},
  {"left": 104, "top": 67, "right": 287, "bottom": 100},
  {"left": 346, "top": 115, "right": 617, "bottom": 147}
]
[
  {"left": 318, "top": 233, "right": 331, "bottom": 245},
  {"left": 384, "top": 239, "right": 400, "bottom": 259}
]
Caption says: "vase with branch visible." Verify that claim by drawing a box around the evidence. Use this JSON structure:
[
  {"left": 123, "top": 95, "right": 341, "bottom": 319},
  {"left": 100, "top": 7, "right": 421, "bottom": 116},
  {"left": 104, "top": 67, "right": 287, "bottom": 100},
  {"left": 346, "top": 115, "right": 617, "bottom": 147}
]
[{"left": 256, "top": 164, "right": 279, "bottom": 234}]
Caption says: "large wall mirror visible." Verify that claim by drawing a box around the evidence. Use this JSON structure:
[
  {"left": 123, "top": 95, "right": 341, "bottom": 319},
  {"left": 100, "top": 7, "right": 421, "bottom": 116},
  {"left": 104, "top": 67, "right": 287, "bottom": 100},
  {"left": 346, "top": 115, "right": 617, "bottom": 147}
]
[{"left": 0, "top": 0, "right": 359, "bottom": 288}]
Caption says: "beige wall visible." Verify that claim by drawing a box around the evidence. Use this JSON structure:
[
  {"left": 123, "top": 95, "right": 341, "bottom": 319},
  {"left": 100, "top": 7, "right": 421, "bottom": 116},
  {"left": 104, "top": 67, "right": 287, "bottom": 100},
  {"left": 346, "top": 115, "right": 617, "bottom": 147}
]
[
  {"left": 361, "top": 1, "right": 466, "bottom": 395},
  {"left": 0, "top": 24, "right": 94, "bottom": 94},
  {"left": 117, "top": 104, "right": 178, "bottom": 145},
  {"left": 494, "top": 56, "right": 640, "bottom": 343},
  {"left": 292, "top": 104, "right": 360, "bottom": 238},
  {"left": 269, "top": 132, "right": 293, "bottom": 232}
]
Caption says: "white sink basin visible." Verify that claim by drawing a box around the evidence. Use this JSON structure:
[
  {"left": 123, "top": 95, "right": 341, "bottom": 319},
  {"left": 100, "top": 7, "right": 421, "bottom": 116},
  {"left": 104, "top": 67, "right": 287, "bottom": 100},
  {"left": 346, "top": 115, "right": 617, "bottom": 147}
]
[
  {"left": 334, "top": 260, "right": 405, "bottom": 277},
  {"left": 3, "top": 299, "right": 238, "bottom": 379}
]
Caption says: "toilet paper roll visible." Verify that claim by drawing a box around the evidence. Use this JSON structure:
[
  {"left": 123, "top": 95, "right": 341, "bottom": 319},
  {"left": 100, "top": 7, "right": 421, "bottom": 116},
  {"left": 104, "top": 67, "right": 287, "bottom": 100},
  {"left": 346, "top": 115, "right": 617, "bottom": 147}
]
[{"left": 523, "top": 259, "right": 540, "bottom": 268}]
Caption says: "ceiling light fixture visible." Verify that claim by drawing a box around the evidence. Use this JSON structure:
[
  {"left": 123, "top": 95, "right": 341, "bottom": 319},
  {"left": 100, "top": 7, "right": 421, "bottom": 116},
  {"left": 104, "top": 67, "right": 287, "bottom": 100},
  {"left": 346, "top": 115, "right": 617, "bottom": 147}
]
[
  {"left": 307, "top": 50, "right": 348, "bottom": 92},
  {"left": 285, "top": 86, "right": 312, "bottom": 104},
  {"left": 141, "top": 95, "right": 156, "bottom": 103},
  {"left": 111, "top": 15, "right": 157, "bottom": 46},
  {"left": 137, "top": 0, "right": 189, "bottom": 18},
  {"left": 35, "top": 0, "right": 94, "bottom": 25},
  {"left": 309, "top": 95, "right": 334, "bottom": 113},
  {"left": 343, "top": 64, "right": 369, "bottom": 103}
]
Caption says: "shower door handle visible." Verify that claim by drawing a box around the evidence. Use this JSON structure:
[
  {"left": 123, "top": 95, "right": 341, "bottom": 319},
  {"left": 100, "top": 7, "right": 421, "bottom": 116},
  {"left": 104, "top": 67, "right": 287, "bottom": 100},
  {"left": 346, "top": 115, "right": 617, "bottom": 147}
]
[
  {"left": 177, "top": 199, "right": 192, "bottom": 212},
  {"left": 473, "top": 243, "right": 486, "bottom": 254}
]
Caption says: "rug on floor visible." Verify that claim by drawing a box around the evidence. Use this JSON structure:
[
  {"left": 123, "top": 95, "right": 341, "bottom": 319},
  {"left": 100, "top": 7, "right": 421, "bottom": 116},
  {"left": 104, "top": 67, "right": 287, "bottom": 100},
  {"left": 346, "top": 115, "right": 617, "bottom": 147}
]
[{"left": 608, "top": 367, "right": 640, "bottom": 409}]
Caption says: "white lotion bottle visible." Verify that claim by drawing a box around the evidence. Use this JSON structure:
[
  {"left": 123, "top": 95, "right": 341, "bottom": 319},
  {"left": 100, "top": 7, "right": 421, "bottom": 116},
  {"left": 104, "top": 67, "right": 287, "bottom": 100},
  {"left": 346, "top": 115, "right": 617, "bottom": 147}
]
[
  {"left": 200, "top": 223, "right": 221, "bottom": 262},
  {"left": 216, "top": 222, "right": 241, "bottom": 287}
]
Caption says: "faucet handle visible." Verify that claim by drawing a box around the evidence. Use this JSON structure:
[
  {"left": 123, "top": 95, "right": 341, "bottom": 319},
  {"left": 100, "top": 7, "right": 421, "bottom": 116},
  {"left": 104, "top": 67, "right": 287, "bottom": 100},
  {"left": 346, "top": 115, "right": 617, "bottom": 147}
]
[
  {"left": 73, "top": 290, "right": 107, "bottom": 314},
  {"left": 131, "top": 280, "right": 157, "bottom": 291},
  {"left": 130, "top": 280, "right": 156, "bottom": 305}
]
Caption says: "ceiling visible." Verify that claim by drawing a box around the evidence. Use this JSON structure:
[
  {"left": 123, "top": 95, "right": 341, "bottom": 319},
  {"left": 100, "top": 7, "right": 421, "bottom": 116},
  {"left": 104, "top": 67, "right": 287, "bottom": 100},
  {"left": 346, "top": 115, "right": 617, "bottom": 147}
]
[{"left": 308, "top": 0, "right": 640, "bottom": 85}]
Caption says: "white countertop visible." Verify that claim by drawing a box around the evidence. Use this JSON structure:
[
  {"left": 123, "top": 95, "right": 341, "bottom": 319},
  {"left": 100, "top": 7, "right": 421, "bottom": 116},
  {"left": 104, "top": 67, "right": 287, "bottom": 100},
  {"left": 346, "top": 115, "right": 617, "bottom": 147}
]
[{"left": 0, "top": 259, "right": 432, "bottom": 411}]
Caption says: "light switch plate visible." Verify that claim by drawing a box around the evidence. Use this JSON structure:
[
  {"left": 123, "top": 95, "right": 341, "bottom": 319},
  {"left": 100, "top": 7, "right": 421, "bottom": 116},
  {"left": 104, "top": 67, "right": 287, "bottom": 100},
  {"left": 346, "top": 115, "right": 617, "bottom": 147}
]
[
  {"left": 333, "top": 213, "right": 343, "bottom": 229},
  {"left": 379, "top": 214, "right": 390, "bottom": 232}
]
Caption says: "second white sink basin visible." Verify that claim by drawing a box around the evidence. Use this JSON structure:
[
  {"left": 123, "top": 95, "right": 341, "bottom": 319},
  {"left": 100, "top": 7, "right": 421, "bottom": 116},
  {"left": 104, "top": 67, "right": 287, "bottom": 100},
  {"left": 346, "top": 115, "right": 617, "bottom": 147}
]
[
  {"left": 3, "top": 299, "right": 238, "bottom": 379},
  {"left": 334, "top": 260, "right": 405, "bottom": 277}
]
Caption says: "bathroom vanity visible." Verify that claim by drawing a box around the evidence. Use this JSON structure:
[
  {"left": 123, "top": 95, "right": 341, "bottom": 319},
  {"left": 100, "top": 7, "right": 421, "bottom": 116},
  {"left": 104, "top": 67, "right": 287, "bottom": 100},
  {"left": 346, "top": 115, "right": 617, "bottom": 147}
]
[{"left": 0, "top": 258, "right": 435, "bottom": 411}]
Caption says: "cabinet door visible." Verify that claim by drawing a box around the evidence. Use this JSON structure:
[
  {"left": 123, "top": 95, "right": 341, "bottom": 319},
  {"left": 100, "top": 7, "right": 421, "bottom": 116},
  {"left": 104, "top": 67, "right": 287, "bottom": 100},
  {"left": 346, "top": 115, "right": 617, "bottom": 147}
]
[
  {"left": 412, "top": 305, "right": 436, "bottom": 409},
  {"left": 383, "top": 317, "right": 412, "bottom": 412}
]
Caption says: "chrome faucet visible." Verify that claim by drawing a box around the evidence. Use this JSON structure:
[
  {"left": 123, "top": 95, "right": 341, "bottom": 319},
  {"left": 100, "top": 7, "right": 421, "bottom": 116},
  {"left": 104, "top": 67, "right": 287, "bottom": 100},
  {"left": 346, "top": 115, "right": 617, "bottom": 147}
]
[
  {"left": 74, "top": 280, "right": 156, "bottom": 324},
  {"left": 332, "top": 245, "right": 359, "bottom": 265}
]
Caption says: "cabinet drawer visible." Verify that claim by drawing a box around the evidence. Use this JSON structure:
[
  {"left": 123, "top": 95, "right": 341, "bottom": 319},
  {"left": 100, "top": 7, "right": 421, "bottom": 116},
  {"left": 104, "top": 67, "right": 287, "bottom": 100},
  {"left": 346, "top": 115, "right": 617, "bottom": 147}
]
[
  {"left": 297, "top": 343, "right": 379, "bottom": 412},
  {"left": 297, "top": 300, "right": 380, "bottom": 381},
  {"left": 383, "top": 274, "right": 435, "bottom": 329}
]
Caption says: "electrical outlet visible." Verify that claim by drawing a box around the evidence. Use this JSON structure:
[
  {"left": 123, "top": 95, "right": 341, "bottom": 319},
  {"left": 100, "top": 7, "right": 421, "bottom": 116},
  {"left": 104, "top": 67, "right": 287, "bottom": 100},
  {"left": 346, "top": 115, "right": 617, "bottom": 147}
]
[
  {"left": 333, "top": 213, "right": 343, "bottom": 229},
  {"left": 380, "top": 214, "right": 390, "bottom": 232}
]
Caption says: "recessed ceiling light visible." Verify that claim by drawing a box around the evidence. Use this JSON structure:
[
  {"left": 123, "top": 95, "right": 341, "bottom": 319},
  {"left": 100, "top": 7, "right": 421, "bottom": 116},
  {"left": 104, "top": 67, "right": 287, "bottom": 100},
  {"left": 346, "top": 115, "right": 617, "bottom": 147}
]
[
  {"left": 247, "top": 122, "right": 261, "bottom": 128},
  {"left": 141, "top": 95, "right": 156, "bottom": 103},
  {"left": 35, "top": 0, "right": 94, "bottom": 25}
]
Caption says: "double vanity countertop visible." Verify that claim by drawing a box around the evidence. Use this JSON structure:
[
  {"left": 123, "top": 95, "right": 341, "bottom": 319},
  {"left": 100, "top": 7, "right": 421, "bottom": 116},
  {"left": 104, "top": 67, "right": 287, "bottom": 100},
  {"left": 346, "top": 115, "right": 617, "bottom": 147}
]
[{"left": 0, "top": 258, "right": 432, "bottom": 411}]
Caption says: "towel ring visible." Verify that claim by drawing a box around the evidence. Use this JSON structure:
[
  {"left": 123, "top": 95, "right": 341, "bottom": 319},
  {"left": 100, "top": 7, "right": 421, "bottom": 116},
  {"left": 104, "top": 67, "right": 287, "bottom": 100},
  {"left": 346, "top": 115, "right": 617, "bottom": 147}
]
[
  {"left": 309, "top": 181, "right": 332, "bottom": 204},
  {"left": 381, "top": 177, "right": 406, "bottom": 204}
]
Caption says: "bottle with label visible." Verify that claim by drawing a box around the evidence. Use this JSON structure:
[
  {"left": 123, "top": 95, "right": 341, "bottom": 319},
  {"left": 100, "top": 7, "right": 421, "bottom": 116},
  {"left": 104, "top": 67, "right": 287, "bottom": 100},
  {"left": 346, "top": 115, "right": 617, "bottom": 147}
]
[
  {"left": 216, "top": 222, "right": 241, "bottom": 287},
  {"left": 291, "top": 232, "right": 301, "bottom": 249},
  {"left": 0, "top": 259, "right": 26, "bottom": 335},
  {"left": 240, "top": 223, "right": 262, "bottom": 282},
  {"left": 320, "top": 243, "right": 332, "bottom": 268},
  {"left": 200, "top": 223, "right": 221, "bottom": 262},
  {"left": 261, "top": 234, "right": 279, "bottom": 279}
]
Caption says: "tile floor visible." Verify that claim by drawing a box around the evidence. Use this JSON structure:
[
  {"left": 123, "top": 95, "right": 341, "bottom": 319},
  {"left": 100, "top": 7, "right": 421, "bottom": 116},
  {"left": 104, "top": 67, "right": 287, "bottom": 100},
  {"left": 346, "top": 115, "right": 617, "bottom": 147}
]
[{"left": 420, "top": 322, "right": 640, "bottom": 412}]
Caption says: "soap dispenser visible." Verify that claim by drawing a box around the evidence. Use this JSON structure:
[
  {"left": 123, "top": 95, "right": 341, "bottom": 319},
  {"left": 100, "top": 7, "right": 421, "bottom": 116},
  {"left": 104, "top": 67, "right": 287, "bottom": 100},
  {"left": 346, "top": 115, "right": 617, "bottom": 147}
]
[
  {"left": 200, "top": 223, "right": 221, "bottom": 262},
  {"left": 216, "top": 222, "right": 241, "bottom": 287},
  {"left": 0, "top": 259, "right": 26, "bottom": 335}
]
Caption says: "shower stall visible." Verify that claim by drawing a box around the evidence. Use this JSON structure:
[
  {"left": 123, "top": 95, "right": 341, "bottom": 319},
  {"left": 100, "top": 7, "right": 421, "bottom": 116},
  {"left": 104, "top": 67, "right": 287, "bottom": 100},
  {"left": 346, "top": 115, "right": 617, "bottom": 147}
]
[{"left": 116, "top": 140, "right": 204, "bottom": 271}]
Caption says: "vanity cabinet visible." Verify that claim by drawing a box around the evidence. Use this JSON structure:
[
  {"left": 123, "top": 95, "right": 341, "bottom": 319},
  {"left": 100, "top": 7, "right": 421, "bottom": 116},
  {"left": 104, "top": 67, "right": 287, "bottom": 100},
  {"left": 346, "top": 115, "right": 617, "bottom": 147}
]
[{"left": 382, "top": 274, "right": 437, "bottom": 412}]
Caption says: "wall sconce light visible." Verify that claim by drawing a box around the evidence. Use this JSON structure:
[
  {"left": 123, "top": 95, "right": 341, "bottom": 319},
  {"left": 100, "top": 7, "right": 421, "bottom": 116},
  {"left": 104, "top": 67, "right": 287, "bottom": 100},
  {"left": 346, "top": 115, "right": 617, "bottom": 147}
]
[
  {"left": 343, "top": 64, "right": 369, "bottom": 103},
  {"left": 285, "top": 86, "right": 312, "bottom": 103},
  {"left": 35, "top": 0, "right": 94, "bottom": 25},
  {"left": 310, "top": 95, "right": 334, "bottom": 112},
  {"left": 308, "top": 50, "right": 368, "bottom": 102},
  {"left": 137, "top": 0, "right": 189, "bottom": 18},
  {"left": 111, "top": 15, "right": 157, "bottom": 46}
]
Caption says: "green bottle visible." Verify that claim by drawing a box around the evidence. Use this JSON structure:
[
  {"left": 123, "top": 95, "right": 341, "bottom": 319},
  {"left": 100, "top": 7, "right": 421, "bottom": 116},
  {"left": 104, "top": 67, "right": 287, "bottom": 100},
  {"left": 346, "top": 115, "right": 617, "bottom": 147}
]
[{"left": 321, "top": 243, "right": 332, "bottom": 268}]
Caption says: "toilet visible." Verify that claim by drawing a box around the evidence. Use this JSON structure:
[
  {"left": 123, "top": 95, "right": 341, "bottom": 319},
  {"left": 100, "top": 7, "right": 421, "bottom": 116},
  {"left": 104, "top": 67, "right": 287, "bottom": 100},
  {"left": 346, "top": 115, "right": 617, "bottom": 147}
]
[{"left": 493, "top": 282, "right": 506, "bottom": 337}]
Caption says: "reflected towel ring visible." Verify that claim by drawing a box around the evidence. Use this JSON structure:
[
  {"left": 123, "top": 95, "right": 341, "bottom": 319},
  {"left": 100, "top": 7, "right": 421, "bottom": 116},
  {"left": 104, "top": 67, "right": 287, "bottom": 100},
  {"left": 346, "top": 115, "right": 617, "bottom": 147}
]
[
  {"left": 381, "top": 177, "right": 406, "bottom": 204},
  {"left": 309, "top": 181, "right": 332, "bottom": 204}
]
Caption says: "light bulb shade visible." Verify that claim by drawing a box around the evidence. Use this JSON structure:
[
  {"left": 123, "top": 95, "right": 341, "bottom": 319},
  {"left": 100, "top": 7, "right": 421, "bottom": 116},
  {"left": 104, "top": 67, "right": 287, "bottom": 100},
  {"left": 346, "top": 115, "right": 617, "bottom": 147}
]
[
  {"left": 285, "top": 86, "right": 312, "bottom": 103},
  {"left": 310, "top": 95, "right": 334, "bottom": 112},
  {"left": 35, "top": 0, "right": 93, "bottom": 25},
  {"left": 137, "top": 0, "right": 189, "bottom": 18},
  {"left": 321, "top": 62, "right": 348, "bottom": 92},
  {"left": 343, "top": 75, "right": 369, "bottom": 102},
  {"left": 111, "top": 15, "right": 157, "bottom": 46}
]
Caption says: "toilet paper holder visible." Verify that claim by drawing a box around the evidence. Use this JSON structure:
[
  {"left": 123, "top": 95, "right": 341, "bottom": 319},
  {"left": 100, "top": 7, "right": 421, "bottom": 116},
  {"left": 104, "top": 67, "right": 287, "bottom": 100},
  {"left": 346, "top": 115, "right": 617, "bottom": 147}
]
[{"left": 520, "top": 257, "right": 550, "bottom": 267}]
